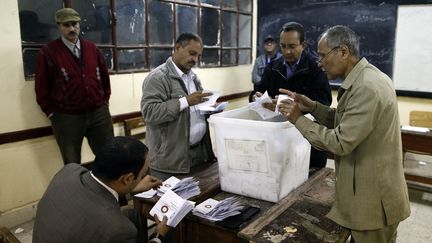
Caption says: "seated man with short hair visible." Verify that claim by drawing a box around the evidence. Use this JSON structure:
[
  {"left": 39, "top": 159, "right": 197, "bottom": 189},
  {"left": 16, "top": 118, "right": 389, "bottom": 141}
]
[{"left": 33, "top": 136, "right": 169, "bottom": 243}]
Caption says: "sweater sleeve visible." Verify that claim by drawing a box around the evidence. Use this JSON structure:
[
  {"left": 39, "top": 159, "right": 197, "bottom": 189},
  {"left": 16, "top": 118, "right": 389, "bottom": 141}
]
[{"left": 35, "top": 47, "right": 55, "bottom": 117}]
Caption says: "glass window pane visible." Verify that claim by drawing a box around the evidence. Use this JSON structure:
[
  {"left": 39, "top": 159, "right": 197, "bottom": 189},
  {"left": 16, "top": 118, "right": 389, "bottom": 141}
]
[
  {"left": 201, "top": 49, "right": 219, "bottom": 66},
  {"left": 150, "top": 48, "right": 172, "bottom": 69},
  {"left": 22, "top": 48, "right": 39, "bottom": 77},
  {"left": 176, "top": 0, "right": 197, "bottom": 4},
  {"left": 116, "top": 0, "right": 145, "bottom": 45},
  {"left": 18, "top": 0, "right": 63, "bottom": 43},
  {"left": 223, "top": 11, "right": 237, "bottom": 47},
  {"left": 100, "top": 48, "right": 113, "bottom": 70},
  {"left": 176, "top": 5, "right": 197, "bottom": 38},
  {"left": 239, "top": 49, "right": 251, "bottom": 64},
  {"left": 238, "top": 0, "right": 252, "bottom": 12},
  {"left": 73, "top": 0, "right": 112, "bottom": 44},
  {"left": 118, "top": 49, "right": 147, "bottom": 70},
  {"left": 239, "top": 14, "right": 251, "bottom": 47},
  {"left": 149, "top": 0, "right": 173, "bottom": 45},
  {"left": 223, "top": 0, "right": 237, "bottom": 10},
  {"left": 201, "top": 0, "right": 220, "bottom": 7},
  {"left": 222, "top": 49, "right": 236, "bottom": 65},
  {"left": 201, "top": 8, "right": 220, "bottom": 47}
]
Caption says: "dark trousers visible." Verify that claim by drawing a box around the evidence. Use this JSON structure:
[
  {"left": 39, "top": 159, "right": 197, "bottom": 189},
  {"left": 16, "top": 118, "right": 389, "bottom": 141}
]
[{"left": 50, "top": 104, "right": 114, "bottom": 164}]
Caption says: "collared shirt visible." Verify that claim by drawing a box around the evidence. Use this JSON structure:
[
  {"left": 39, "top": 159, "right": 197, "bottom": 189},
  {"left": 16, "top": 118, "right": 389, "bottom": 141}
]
[
  {"left": 172, "top": 61, "right": 207, "bottom": 146},
  {"left": 265, "top": 53, "right": 279, "bottom": 65},
  {"left": 90, "top": 171, "right": 119, "bottom": 202},
  {"left": 61, "top": 36, "right": 81, "bottom": 58},
  {"left": 284, "top": 55, "right": 301, "bottom": 80}
]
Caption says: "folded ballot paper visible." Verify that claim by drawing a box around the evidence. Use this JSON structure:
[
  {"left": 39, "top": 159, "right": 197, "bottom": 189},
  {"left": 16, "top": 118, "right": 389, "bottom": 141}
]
[
  {"left": 248, "top": 91, "right": 280, "bottom": 120},
  {"left": 149, "top": 189, "right": 195, "bottom": 227},
  {"left": 157, "top": 176, "right": 201, "bottom": 200},
  {"left": 196, "top": 91, "right": 228, "bottom": 114},
  {"left": 192, "top": 197, "right": 245, "bottom": 222}
]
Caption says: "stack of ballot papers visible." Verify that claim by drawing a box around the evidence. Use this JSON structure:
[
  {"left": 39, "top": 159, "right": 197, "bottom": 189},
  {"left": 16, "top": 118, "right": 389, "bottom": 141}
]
[
  {"left": 192, "top": 197, "right": 245, "bottom": 221},
  {"left": 157, "top": 176, "right": 201, "bottom": 200},
  {"left": 149, "top": 189, "right": 195, "bottom": 227}
]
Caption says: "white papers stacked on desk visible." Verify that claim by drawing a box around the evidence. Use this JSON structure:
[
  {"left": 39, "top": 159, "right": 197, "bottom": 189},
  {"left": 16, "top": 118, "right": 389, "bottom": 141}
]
[
  {"left": 192, "top": 197, "right": 244, "bottom": 221},
  {"left": 401, "top": 125, "right": 430, "bottom": 133},
  {"left": 149, "top": 189, "right": 195, "bottom": 227},
  {"left": 157, "top": 176, "right": 201, "bottom": 200}
]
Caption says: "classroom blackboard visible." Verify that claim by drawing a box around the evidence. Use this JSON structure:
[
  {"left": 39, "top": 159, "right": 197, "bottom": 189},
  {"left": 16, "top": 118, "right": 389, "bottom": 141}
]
[{"left": 257, "top": 0, "right": 432, "bottom": 97}]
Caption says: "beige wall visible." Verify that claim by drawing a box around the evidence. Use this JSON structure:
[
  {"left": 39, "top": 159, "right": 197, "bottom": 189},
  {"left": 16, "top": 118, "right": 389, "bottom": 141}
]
[{"left": 1, "top": 0, "right": 431, "bottom": 227}]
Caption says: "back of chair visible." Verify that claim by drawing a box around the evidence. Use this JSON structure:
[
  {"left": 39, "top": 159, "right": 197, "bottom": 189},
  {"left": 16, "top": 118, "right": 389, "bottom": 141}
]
[
  {"left": 123, "top": 117, "right": 146, "bottom": 140},
  {"left": 409, "top": 111, "right": 432, "bottom": 128}
]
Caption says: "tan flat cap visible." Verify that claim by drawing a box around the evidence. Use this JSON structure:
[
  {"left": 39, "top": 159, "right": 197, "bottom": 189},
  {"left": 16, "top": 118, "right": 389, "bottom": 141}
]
[{"left": 55, "top": 8, "right": 81, "bottom": 23}]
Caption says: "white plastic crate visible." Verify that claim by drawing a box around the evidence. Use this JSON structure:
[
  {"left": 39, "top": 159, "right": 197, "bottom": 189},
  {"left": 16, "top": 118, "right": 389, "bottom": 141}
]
[{"left": 208, "top": 107, "right": 311, "bottom": 203}]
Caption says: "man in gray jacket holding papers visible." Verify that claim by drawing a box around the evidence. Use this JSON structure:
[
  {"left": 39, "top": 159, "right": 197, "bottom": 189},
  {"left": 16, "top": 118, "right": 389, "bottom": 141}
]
[{"left": 141, "top": 33, "right": 216, "bottom": 180}]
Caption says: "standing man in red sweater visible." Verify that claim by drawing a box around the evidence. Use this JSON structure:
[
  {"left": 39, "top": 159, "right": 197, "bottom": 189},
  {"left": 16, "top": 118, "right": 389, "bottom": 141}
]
[{"left": 35, "top": 8, "right": 113, "bottom": 164}]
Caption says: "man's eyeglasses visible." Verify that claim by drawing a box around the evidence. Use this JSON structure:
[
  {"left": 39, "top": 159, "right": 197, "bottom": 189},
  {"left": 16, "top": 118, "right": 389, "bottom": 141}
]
[{"left": 317, "top": 46, "right": 340, "bottom": 64}]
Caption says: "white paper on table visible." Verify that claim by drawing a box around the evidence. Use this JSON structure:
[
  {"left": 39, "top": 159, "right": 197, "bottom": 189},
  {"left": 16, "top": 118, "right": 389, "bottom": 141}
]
[
  {"left": 157, "top": 176, "right": 181, "bottom": 195},
  {"left": 401, "top": 125, "right": 430, "bottom": 133},
  {"left": 193, "top": 198, "right": 219, "bottom": 214},
  {"left": 134, "top": 188, "right": 157, "bottom": 199},
  {"left": 248, "top": 91, "right": 279, "bottom": 120},
  {"left": 192, "top": 197, "right": 244, "bottom": 222}
]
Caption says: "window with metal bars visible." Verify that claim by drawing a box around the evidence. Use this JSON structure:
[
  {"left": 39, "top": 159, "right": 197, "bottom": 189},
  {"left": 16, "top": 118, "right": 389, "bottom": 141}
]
[{"left": 18, "top": 0, "right": 252, "bottom": 78}]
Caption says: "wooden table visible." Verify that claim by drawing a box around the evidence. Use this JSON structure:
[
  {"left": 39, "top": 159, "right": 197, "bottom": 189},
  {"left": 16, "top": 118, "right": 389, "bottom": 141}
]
[
  {"left": 133, "top": 165, "right": 349, "bottom": 243},
  {"left": 401, "top": 129, "right": 432, "bottom": 186},
  {"left": 185, "top": 168, "right": 349, "bottom": 243}
]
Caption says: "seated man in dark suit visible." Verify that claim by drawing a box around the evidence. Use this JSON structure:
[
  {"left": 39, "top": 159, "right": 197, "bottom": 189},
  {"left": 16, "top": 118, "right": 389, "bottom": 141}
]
[{"left": 33, "top": 136, "right": 169, "bottom": 243}]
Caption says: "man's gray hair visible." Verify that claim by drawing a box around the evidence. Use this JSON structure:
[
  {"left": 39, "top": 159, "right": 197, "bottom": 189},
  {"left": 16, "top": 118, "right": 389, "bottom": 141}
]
[{"left": 319, "top": 25, "right": 360, "bottom": 58}]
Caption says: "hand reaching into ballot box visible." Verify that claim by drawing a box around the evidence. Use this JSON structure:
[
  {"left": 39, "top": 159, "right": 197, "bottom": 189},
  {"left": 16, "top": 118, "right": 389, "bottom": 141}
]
[
  {"left": 254, "top": 91, "right": 278, "bottom": 112},
  {"left": 277, "top": 88, "right": 317, "bottom": 124}
]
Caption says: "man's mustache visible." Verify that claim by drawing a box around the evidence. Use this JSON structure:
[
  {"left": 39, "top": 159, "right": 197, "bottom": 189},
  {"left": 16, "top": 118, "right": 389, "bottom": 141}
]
[{"left": 68, "top": 31, "right": 77, "bottom": 36}]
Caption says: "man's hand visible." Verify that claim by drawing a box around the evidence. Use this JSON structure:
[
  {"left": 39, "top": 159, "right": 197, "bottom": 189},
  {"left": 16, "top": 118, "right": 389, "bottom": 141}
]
[
  {"left": 132, "top": 175, "right": 162, "bottom": 194},
  {"left": 252, "top": 91, "right": 263, "bottom": 102},
  {"left": 186, "top": 91, "right": 213, "bottom": 106},
  {"left": 262, "top": 96, "right": 277, "bottom": 111},
  {"left": 277, "top": 88, "right": 316, "bottom": 124},
  {"left": 154, "top": 214, "right": 170, "bottom": 237},
  {"left": 278, "top": 88, "right": 316, "bottom": 113}
]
